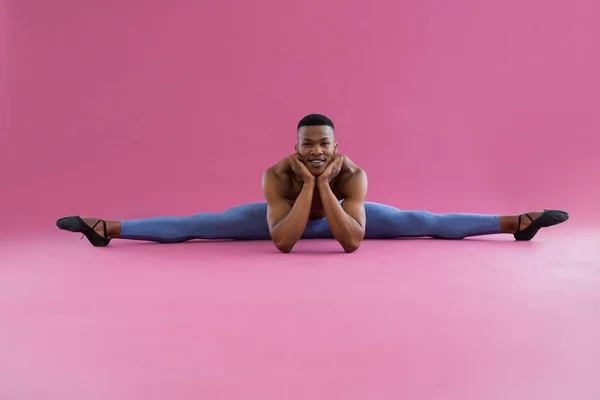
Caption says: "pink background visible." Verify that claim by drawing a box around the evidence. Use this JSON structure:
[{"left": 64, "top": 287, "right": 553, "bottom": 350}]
[
  {"left": 2, "top": 2, "right": 600, "bottom": 399},
  {"left": 2, "top": 0, "right": 599, "bottom": 234}
]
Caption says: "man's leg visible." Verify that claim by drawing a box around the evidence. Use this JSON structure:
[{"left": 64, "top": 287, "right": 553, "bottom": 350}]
[
  {"left": 362, "top": 202, "right": 568, "bottom": 240},
  {"left": 57, "top": 202, "right": 272, "bottom": 245}
]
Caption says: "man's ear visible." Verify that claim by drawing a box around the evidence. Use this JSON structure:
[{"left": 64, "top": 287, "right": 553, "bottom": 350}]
[
  {"left": 333, "top": 142, "right": 339, "bottom": 154},
  {"left": 294, "top": 144, "right": 299, "bottom": 154}
]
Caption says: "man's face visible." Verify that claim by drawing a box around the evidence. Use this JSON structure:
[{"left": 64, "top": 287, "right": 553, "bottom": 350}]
[{"left": 295, "top": 125, "right": 338, "bottom": 175}]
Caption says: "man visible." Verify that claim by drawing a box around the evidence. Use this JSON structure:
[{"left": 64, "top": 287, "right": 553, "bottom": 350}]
[{"left": 56, "top": 114, "right": 569, "bottom": 253}]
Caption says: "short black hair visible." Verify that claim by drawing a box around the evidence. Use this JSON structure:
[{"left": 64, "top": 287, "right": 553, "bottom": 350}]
[{"left": 297, "top": 113, "right": 334, "bottom": 131}]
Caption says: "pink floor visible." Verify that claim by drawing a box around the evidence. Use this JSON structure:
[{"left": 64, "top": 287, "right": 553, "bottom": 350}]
[{"left": 1, "top": 225, "right": 599, "bottom": 400}]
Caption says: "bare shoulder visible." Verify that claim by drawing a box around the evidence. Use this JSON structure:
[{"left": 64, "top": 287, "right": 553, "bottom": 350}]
[
  {"left": 262, "top": 157, "right": 292, "bottom": 193},
  {"left": 338, "top": 154, "right": 367, "bottom": 182},
  {"left": 337, "top": 155, "right": 368, "bottom": 196}
]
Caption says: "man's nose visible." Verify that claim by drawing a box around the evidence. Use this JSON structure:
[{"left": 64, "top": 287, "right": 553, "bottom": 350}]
[{"left": 310, "top": 146, "right": 323, "bottom": 156}]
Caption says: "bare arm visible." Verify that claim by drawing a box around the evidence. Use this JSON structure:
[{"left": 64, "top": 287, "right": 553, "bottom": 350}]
[
  {"left": 262, "top": 170, "right": 314, "bottom": 253},
  {"left": 317, "top": 170, "right": 368, "bottom": 252}
]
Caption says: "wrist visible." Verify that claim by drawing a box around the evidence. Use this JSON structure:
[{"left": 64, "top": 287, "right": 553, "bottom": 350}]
[
  {"left": 303, "top": 176, "right": 316, "bottom": 186},
  {"left": 317, "top": 177, "right": 331, "bottom": 188},
  {"left": 315, "top": 179, "right": 331, "bottom": 192}
]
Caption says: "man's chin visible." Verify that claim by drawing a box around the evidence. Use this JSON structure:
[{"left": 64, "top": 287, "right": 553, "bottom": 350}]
[{"left": 307, "top": 165, "right": 326, "bottom": 175}]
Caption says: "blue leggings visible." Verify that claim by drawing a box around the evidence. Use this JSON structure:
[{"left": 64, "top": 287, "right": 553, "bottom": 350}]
[{"left": 119, "top": 202, "right": 501, "bottom": 242}]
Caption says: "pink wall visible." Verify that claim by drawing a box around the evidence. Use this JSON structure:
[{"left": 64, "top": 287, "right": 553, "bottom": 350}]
[
  {"left": 1, "top": 0, "right": 8, "bottom": 148},
  {"left": 3, "top": 0, "right": 599, "bottom": 235}
]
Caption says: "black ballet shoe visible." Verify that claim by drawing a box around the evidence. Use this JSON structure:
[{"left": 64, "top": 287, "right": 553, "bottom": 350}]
[
  {"left": 56, "top": 216, "right": 111, "bottom": 247},
  {"left": 513, "top": 209, "right": 569, "bottom": 241}
]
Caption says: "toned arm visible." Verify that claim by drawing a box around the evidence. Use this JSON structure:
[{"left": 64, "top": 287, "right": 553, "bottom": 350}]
[
  {"left": 317, "top": 169, "right": 368, "bottom": 252},
  {"left": 262, "top": 170, "right": 314, "bottom": 253}
]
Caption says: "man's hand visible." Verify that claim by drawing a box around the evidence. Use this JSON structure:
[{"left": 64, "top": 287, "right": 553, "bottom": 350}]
[
  {"left": 288, "top": 154, "right": 315, "bottom": 184},
  {"left": 318, "top": 154, "right": 344, "bottom": 184}
]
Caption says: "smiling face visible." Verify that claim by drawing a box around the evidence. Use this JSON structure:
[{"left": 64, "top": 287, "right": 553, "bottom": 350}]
[{"left": 295, "top": 125, "right": 338, "bottom": 175}]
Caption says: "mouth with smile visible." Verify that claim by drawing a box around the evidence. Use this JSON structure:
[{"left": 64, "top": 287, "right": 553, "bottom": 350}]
[{"left": 307, "top": 158, "right": 326, "bottom": 168}]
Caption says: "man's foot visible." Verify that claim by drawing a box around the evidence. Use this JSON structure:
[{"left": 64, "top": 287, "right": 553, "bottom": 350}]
[
  {"left": 501, "top": 210, "right": 569, "bottom": 241},
  {"left": 56, "top": 216, "right": 120, "bottom": 247}
]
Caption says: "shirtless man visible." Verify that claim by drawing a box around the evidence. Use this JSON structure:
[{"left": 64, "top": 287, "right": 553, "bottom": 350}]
[{"left": 56, "top": 114, "right": 569, "bottom": 253}]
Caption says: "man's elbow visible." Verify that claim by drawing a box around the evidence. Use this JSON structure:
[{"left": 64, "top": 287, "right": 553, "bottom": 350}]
[
  {"left": 270, "top": 225, "right": 298, "bottom": 253},
  {"left": 274, "top": 239, "right": 297, "bottom": 253},
  {"left": 342, "top": 239, "right": 362, "bottom": 253}
]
